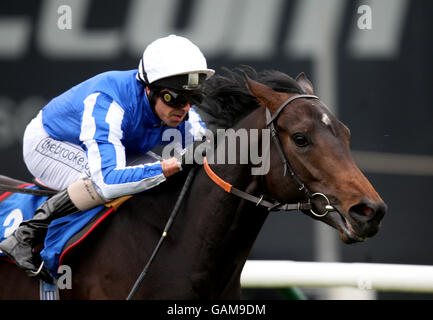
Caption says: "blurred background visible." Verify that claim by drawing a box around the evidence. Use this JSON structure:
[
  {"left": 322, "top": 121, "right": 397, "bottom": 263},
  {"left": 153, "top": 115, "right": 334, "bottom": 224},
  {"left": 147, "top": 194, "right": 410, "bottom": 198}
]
[{"left": 0, "top": 0, "right": 431, "bottom": 299}]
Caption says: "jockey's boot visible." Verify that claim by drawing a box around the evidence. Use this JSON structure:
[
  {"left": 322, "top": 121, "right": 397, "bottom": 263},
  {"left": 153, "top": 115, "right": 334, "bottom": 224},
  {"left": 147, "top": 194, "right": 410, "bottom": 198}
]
[{"left": 0, "top": 189, "right": 79, "bottom": 277}]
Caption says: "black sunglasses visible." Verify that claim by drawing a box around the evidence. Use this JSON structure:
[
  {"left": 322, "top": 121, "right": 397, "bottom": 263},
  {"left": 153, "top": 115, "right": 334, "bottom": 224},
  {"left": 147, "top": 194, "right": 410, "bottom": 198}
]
[{"left": 157, "top": 89, "right": 202, "bottom": 108}]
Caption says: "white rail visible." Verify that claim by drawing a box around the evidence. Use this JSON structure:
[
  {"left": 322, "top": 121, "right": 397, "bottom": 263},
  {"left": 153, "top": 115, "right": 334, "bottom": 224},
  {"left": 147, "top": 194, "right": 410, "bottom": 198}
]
[{"left": 241, "top": 260, "right": 433, "bottom": 293}]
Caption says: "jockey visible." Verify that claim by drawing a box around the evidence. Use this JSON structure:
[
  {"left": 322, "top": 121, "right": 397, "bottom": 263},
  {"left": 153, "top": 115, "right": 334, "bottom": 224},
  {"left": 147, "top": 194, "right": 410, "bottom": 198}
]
[{"left": 0, "top": 35, "right": 214, "bottom": 278}]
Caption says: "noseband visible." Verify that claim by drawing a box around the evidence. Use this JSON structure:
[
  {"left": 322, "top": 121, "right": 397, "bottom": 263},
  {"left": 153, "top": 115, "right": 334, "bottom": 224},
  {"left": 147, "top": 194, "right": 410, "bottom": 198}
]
[{"left": 203, "top": 94, "right": 334, "bottom": 217}]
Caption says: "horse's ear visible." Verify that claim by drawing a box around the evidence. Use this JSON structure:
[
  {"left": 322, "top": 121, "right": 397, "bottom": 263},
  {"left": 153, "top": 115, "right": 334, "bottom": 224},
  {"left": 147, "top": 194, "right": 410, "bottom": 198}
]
[
  {"left": 242, "top": 72, "right": 283, "bottom": 110},
  {"left": 295, "top": 72, "right": 314, "bottom": 95}
]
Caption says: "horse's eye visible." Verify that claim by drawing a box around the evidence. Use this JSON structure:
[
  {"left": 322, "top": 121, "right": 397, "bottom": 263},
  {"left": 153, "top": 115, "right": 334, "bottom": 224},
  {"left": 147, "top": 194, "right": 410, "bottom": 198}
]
[{"left": 292, "top": 133, "right": 309, "bottom": 147}]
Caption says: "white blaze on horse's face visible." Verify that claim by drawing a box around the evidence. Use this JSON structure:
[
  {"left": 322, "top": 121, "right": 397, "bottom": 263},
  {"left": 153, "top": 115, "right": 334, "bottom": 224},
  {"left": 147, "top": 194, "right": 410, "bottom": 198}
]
[
  {"left": 321, "top": 110, "right": 332, "bottom": 127},
  {"left": 321, "top": 113, "right": 332, "bottom": 127}
]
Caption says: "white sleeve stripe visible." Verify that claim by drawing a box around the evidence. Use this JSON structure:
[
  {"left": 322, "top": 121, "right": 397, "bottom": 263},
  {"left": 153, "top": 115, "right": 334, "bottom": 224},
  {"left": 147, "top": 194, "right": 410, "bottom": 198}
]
[
  {"left": 98, "top": 175, "right": 166, "bottom": 200},
  {"left": 185, "top": 108, "right": 207, "bottom": 147},
  {"left": 80, "top": 93, "right": 100, "bottom": 142},
  {"left": 80, "top": 93, "right": 166, "bottom": 200},
  {"left": 105, "top": 100, "right": 126, "bottom": 169},
  {"left": 81, "top": 93, "right": 106, "bottom": 194}
]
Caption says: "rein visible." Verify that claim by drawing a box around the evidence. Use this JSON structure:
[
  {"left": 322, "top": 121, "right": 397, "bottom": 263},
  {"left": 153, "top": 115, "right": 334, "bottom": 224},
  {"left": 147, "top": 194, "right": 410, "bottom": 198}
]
[
  {"left": 203, "top": 94, "right": 334, "bottom": 217},
  {"left": 0, "top": 184, "right": 57, "bottom": 197},
  {"left": 126, "top": 167, "right": 197, "bottom": 300}
]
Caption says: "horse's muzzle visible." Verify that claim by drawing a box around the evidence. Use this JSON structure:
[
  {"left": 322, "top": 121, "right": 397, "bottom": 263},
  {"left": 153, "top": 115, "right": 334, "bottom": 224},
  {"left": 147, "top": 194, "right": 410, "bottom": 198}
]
[{"left": 348, "top": 200, "right": 387, "bottom": 238}]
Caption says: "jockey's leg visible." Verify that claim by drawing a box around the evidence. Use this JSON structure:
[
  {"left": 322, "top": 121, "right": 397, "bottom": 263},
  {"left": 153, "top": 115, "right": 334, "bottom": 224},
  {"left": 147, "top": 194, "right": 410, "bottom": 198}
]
[
  {"left": 0, "top": 178, "right": 104, "bottom": 277},
  {"left": 1, "top": 111, "right": 157, "bottom": 279}
]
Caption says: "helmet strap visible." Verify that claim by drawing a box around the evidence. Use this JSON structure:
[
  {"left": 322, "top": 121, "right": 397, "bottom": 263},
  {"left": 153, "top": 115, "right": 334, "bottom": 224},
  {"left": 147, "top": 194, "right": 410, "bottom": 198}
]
[
  {"left": 138, "top": 60, "right": 160, "bottom": 119},
  {"left": 146, "top": 86, "right": 159, "bottom": 118},
  {"left": 139, "top": 59, "right": 150, "bottom": 84}
]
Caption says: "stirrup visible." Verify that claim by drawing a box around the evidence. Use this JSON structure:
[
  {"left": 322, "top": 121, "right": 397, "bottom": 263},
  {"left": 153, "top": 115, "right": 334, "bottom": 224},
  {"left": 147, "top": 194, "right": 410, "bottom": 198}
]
[
  {"left": 26, "top": 261, "right": 45, "bottom": 277},
  {"left": 26, "top": 261, "right": 54, "bottom": 284}
]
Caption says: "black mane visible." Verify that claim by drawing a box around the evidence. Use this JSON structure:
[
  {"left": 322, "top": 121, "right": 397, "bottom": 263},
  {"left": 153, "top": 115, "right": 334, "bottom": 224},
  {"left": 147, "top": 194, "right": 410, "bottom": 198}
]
[{"left": 198, "top": 66, "right": 304, "bottom": 129}]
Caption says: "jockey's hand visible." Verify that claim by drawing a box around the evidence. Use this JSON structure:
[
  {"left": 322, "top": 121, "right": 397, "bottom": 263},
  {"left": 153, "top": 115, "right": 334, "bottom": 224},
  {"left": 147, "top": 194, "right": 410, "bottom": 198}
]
[
  {"left": 161, "top": 139, "right": 208, "bottom": 176},
  {"left": 161, "top": 158, "right": 181, "bottom": 178},
  {"left": 178, "top": 138, "right": 208, "bottom": 171}
]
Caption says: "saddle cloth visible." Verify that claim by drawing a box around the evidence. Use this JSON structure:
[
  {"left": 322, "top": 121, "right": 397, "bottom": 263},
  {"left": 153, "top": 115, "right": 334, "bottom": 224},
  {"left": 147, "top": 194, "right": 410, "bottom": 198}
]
[{"left": 0, "top": 184, "right": 128, "bottom": 277}]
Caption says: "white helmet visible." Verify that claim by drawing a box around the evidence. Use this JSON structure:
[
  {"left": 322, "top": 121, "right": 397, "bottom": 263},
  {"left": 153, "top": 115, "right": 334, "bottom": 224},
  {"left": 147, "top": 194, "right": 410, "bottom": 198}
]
[{"left": 138, "top": 35, "right": 214, "bottom": 91}]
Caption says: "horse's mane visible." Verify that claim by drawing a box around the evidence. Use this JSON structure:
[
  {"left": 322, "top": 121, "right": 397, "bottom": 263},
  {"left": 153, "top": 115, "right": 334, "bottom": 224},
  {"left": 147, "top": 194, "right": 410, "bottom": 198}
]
[{"left": 199, "top": 66, "right": 305, "bottom": 129}]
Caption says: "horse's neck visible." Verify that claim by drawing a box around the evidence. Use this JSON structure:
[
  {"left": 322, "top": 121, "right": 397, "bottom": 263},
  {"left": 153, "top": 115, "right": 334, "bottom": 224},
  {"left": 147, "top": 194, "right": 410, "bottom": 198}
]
[
  {"left": 184, "top": 109, "right": 269, "bottom": 295},
  {"left": 195, "top": 108, "right": 268, "bottom": 252},
  {"left": 187, "top": 164, "right": 267, "bottom": 295}
]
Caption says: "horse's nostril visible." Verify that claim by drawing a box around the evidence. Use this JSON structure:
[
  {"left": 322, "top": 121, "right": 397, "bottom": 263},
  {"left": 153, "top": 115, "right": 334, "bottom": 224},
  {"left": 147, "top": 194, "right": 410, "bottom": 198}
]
[
  {"left": 349, "top": 201, "right": 386, "bottom": 222},
  {"left": 361, "top": 205, "right": 373, "bottom": 215},
  {"left": 351, "top": 203, "right": 373, "bottom": 216}
]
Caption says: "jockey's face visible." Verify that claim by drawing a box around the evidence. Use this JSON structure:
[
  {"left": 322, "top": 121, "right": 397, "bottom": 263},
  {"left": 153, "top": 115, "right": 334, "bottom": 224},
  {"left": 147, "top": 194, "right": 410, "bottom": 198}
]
[{"left": 146, "top": 87, "right": 191, "bottom": 127}]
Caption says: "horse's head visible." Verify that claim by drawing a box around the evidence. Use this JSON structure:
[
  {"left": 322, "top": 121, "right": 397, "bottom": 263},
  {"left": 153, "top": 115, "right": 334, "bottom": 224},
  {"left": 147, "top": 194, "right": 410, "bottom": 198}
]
[{"left": 245, "top": 73, "right": 387, "bottom": 244}]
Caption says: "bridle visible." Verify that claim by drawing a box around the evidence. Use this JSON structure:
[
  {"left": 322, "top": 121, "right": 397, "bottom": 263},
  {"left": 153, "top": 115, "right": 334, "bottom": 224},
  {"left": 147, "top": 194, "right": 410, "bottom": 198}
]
[
  {"left": 127, "top": 94, "right": 336, "bottom": 298},
  {"left": 204, "top": 94, "right": 335, "bottom": 217}
]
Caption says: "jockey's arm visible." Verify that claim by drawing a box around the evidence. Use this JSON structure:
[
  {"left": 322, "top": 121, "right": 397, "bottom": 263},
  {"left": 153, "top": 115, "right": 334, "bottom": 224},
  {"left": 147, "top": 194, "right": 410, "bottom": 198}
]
[{"left": 80, "top": 93, "right": 168, "bottom": 200}]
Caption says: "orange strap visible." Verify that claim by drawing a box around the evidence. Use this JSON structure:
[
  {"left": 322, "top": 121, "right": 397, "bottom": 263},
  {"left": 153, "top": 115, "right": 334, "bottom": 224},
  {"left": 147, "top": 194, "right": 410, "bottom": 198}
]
[
  {"left": 202, "top": 156, "right": 312, "bottom": 212},
  {"left": 105, "top": 195, "right": 133, "bottom": 211},
  {"left": 203, "top": 156, "right": 232, "bottom": 193}
]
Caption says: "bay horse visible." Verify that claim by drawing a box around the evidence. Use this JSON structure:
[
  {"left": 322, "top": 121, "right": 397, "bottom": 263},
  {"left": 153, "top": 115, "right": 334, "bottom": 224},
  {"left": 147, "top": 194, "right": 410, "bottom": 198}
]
[{"left": 0, "top": 68, "right": 386, "bottom": 299}]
